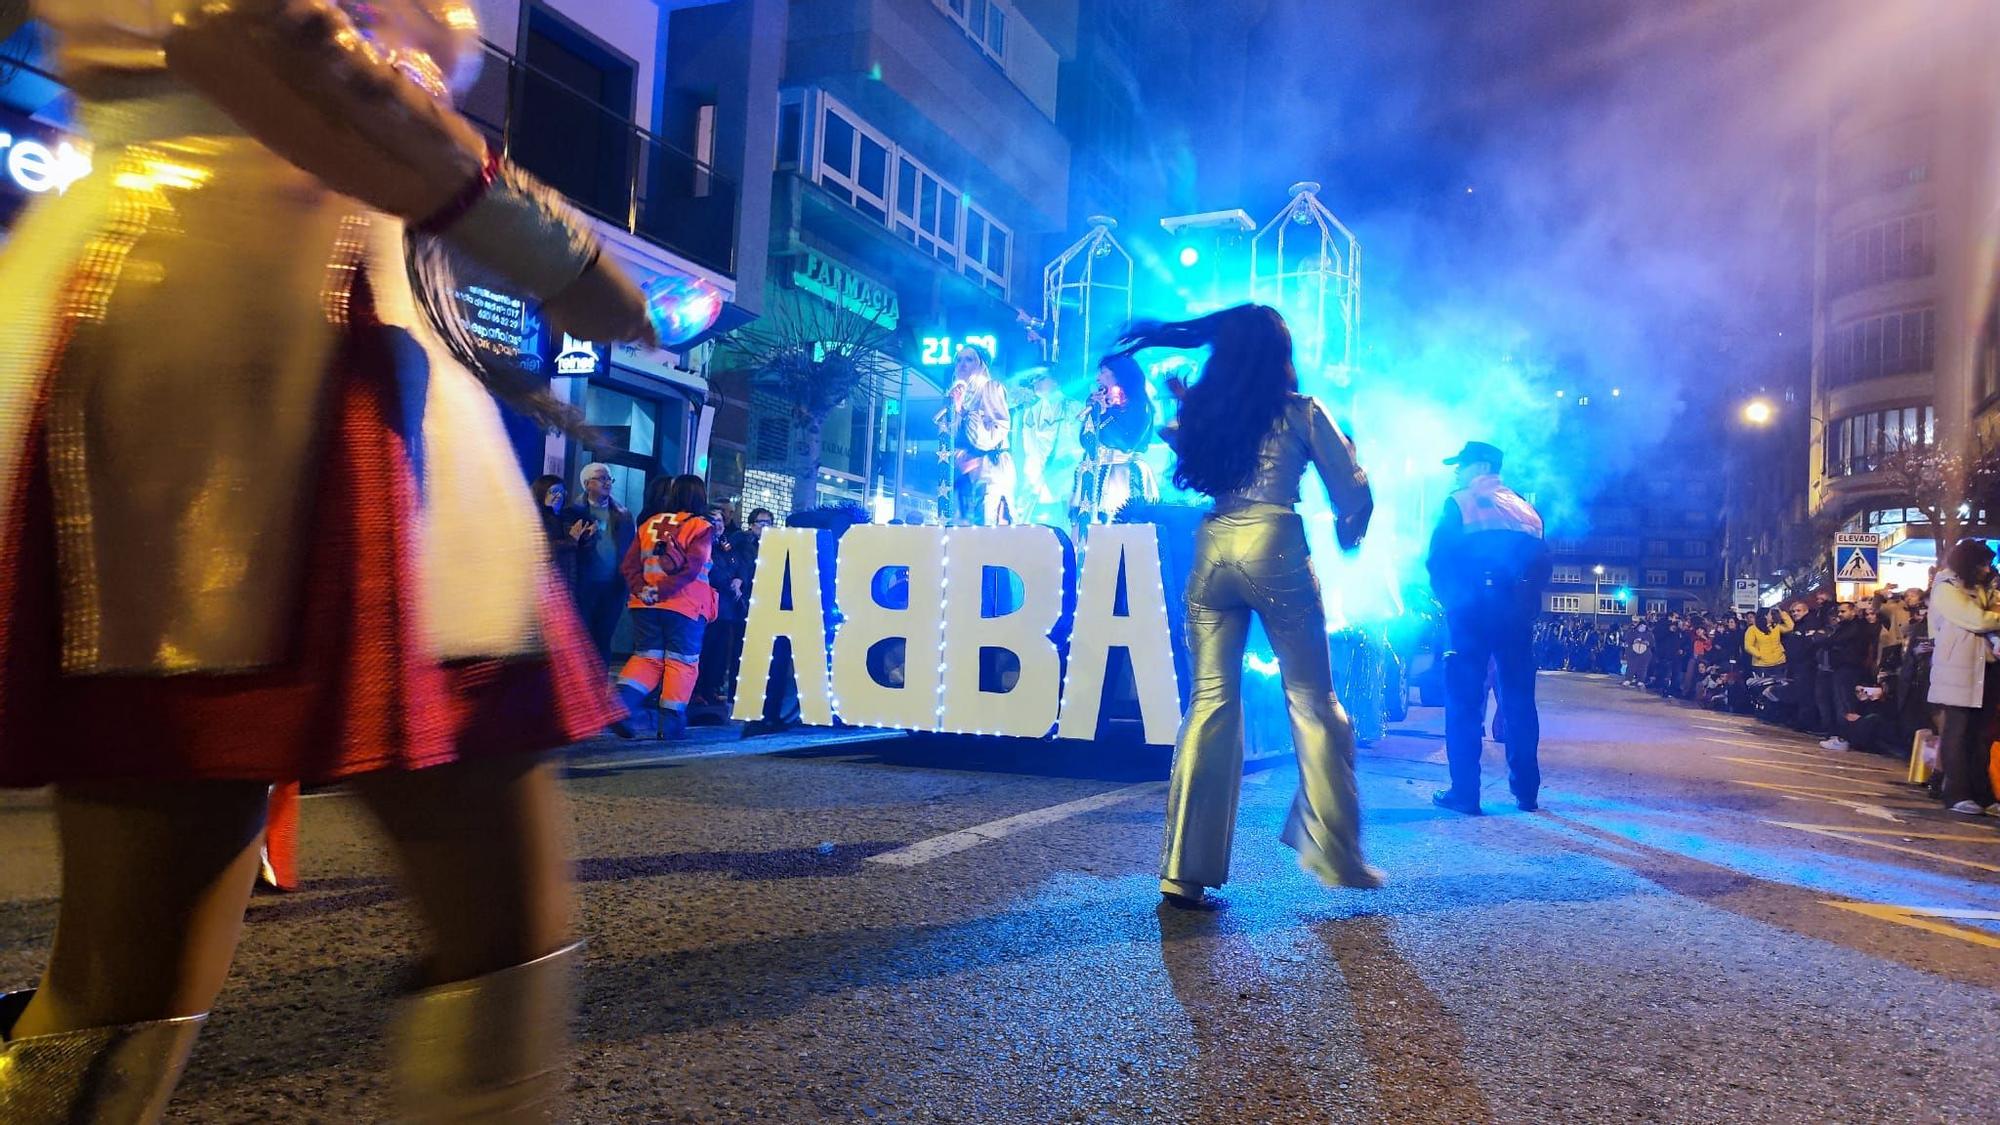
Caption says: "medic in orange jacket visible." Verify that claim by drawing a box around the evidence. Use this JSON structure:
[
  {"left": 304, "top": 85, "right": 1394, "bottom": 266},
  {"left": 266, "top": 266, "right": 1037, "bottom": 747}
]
[
  {"left": 610, "top": 511, "right": 717, "bottom": 738},
  {"left": 620, "top": 511, "right": 719, "bottom": 620}
]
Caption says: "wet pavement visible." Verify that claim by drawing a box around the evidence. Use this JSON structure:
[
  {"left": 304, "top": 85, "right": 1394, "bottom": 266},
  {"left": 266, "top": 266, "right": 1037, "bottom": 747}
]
[{"left": 2, "top": 676, "right": 1997, "bottom": 1122}]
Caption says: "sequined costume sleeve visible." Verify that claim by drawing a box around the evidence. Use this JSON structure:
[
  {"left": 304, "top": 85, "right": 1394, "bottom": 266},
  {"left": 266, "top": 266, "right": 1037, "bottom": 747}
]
[
  {"left": 960, "top": 380, "right": 1011, "bottom": 454},
  {"left": 161, "top": 0, "right": 598, "bottom": 297}
]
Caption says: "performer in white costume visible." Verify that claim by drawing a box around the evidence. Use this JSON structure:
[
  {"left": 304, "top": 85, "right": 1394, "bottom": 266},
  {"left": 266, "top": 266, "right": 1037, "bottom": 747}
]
[{"left": 0, "top": 0, "right": 654, "bottom": 1118}]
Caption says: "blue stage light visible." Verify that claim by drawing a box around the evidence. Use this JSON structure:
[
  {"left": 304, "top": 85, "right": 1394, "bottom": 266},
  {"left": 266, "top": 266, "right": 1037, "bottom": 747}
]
[{"left": 1177, "top": 245, "right": 1200, "bottom": 268}]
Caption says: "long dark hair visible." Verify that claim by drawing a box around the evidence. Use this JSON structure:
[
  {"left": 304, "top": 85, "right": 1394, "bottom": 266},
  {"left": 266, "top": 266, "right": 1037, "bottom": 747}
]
[
  {"left": 642, "top": 474, "right": 709, "bottom": 521},
  {"left": 1116, "top": 305, "right": 1296, "bottom": 497},
  {"left": 1098, "top": 353, "right": 1150, "bottom": 406},
  {"left": 529, "top": 474, "right": 565, "bottom": 510},
  {"left": 1945, "top": 538, "right": 1995, "bottom": 587}
]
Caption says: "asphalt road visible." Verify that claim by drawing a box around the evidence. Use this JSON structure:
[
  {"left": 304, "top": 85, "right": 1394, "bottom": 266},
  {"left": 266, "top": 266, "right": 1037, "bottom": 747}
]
[{"left": 2, "top": 675, "right": 1997, "bottom": 1123}]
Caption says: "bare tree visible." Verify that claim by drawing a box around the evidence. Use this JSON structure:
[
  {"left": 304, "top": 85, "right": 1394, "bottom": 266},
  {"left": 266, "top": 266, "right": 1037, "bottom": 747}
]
[
  {"left": 1874, "top": 442, "right": 2000, "bottom": 547},
  {"left": 723, "top": 297, "right": 902, "bottom": 513},
  {"left": 1768, "top": 507, "right": 1841, "bottom": 601}
]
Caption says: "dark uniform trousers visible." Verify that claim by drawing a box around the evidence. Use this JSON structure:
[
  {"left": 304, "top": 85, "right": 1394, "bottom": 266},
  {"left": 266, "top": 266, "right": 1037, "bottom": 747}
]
[{"left": 1444, "top": 608, "right": 1541, "bottom": 803}]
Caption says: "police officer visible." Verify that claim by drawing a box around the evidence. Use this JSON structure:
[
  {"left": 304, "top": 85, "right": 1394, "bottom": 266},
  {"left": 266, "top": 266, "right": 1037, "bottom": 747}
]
[{"left": 1426, "top": 442, "right": 1553, "bottom": 814}]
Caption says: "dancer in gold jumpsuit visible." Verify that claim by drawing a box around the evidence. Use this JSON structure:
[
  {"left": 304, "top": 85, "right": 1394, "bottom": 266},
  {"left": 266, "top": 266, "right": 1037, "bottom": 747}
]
[{"left": 1120, "top": 306, "right": 1380, "bottom": 908}]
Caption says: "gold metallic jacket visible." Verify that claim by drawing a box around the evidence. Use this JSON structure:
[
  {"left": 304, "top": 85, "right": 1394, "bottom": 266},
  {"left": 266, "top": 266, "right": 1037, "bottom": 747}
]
[
  {"left": 1207, "top": 393, "right": 1371, "bottom": 513},
  {"left": 0, "top": 0, "right": 598, "bottom": 674}
]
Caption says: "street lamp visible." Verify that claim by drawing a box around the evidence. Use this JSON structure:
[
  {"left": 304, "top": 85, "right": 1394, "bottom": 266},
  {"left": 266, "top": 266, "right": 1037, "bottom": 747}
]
[
  {"left": 1592, "top": 564, "right": 1606, "bottom": 629},
  {"left": 1742, "top": 397, "right": 1776, "bottom": 426}
]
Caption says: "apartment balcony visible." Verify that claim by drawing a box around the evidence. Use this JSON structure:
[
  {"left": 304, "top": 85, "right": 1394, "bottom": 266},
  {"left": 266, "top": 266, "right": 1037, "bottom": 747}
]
[{"left": 458, "top": 40, "right": 738, "bottom": 278}]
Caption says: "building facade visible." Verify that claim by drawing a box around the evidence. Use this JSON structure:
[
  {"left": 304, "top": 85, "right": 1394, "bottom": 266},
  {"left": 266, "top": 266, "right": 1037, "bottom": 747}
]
[
  {"left": 1543, "top": 475, "right": 1725, "bottom": 620},
  {"left": 461, "top": 0, "right": 745, "bottom": 511},
  {"left": 668, "top": 0, "right": 1080, "bottom": 521},
  {"left": 1807, "top": 0, "right": 2000, "bottom": 588}
]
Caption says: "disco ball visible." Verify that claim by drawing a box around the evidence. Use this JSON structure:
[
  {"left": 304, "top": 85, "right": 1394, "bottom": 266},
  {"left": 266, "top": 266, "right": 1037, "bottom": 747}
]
[{"left": 643, "top": 271, "right": 726, "bottom": 348}]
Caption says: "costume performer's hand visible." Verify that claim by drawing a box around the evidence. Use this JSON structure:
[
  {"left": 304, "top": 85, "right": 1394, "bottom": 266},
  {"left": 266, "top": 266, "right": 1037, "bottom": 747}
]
[
  {"left": 1336, "top": 497, "right": 1373, "bottom": 554},
  {"left": 544, "top": 257, "right": 659, "bottom": 348}
]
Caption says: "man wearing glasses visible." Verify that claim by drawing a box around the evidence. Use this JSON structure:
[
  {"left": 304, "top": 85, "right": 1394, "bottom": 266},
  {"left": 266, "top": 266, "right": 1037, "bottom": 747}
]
[{"left": 564, "top": 462, "right": 637, "bottom": 664}]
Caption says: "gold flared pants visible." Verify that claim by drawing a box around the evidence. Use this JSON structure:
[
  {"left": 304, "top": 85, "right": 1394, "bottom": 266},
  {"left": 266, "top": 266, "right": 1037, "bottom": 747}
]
[{"left": 1160, "top": 506, "right": 1365, "bottom": 889}]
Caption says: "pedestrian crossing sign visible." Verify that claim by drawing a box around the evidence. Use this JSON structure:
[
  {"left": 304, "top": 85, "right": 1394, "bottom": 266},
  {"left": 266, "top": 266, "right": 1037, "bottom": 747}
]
[{"left": 1834, "top": 533, "right": 1880, "bottom": 583}]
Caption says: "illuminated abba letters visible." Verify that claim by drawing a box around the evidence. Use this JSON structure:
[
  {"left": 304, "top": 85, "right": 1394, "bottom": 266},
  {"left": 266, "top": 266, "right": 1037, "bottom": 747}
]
[
  {"left": 830, "top": 524, "right": 945, "bottom": 731},
  {"left": 1053, "top": 524, "right": 1183, "bottom": 745},
  {"left": 732, "top": 528, "right": 835, "bottom": 727},
  {"left": 939, "top": 525, "right": 1068, "bottom": 737},
  {"left": 732, "top": 523, "right": 1182, "bottom": 743}
]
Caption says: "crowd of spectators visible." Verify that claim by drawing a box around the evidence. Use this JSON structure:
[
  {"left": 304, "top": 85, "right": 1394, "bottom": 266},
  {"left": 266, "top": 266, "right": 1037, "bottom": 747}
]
[
  {"left": 1533, "top": 619, "right": 1626, "bottom": 674},
  {"left": 1537, "top": 537, "right": 2000, "bottom": 819}
]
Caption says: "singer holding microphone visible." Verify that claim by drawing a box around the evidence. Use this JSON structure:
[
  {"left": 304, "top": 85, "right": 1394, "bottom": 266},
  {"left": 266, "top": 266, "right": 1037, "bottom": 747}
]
[
  {"left": 935, "top": 344, "right": 1015, "bottom": 525},
  {"left": 1070, "top": 353, "right": 1160, "bottom": 530}
]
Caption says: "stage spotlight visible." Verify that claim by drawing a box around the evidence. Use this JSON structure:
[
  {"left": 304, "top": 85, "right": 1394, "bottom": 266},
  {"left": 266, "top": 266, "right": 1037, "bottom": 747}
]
[{"left": 1178, "top": 245, "right": 1201, "bottom": 268}]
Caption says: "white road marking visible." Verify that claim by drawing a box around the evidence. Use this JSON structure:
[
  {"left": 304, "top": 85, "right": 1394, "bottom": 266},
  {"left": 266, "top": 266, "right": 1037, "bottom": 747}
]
[
  {"left": 1767, "top": 821, "right": 2000, "bottom": 874},
  {"left": 1714, "top": 756, "right": 1907, "bottom": 791},
  {"left": 1703, "top": 735, "right": 1894, "bottom": 764},
  {"left": 867, "top": 781, "right": 1166, "bottom": 868},
  {"left": 1704, "top": 739, "right": 1898, "bottom": 775}
]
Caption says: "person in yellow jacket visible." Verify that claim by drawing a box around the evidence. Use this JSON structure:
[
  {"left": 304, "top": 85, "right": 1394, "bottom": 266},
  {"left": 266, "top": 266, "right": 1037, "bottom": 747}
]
[
  {"left": 1743, "top": 608, "right": 1794, "bottom": 670},
  {"left": 612, "top": 475, "right": 719, "bottom": 739}
]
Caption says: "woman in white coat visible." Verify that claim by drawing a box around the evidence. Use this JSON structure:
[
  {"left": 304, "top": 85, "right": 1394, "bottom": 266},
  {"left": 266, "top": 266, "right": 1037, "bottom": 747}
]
[{"left": 1926, "top": 539, "right": 2000, "bottom": 816}]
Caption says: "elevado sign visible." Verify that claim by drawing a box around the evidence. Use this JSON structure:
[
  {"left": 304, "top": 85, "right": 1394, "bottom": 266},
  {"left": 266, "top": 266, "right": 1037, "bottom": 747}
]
[{"left": 734, "top": 524, "right": 1183, "bottom": 744}]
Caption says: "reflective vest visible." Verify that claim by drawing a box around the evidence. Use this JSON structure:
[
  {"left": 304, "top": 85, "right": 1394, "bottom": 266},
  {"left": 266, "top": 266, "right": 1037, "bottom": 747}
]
[
  {"left": 627, "top": 512, "right": 717, "bottom": 620},
  {"left": 1450, "top": 475, "right": 1544, "bottom": 538}
]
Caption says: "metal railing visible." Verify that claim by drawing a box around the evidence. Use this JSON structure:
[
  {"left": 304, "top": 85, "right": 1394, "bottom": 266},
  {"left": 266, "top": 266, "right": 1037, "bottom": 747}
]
[{"left": 459, "top": 41, "right": 737, "bottom": 277}]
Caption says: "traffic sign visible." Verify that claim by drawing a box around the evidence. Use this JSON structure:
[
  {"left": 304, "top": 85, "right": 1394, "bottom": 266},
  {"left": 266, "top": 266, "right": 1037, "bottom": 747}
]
[
  {"left": 1732, "top": 578, "right": 1759, "bottom": 611},
  {"left": 1834, "top": 532, "right": 1880, "bottom": 583}
]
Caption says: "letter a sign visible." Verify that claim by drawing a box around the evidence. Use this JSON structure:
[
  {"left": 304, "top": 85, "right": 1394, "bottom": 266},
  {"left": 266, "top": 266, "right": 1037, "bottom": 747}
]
[{"left": 1834, "top": 532, "right": 1879, "bottom": 583}]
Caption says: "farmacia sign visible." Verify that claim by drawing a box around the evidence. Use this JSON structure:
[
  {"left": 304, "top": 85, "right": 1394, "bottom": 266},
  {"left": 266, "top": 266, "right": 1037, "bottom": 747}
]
[{"left": 734, "top": 524, "right": 1183, "bottom": 743}]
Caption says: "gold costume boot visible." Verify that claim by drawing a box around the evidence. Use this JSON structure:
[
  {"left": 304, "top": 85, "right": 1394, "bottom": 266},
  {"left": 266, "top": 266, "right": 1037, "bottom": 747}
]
[
  {"left": 389, "top": 942, "right": 582, "bottom": 1124},
  {"left": 0, "top": 989, "right": 207, "bottom": 1125},
  {"left": 1160, "top": 508, "right": 1376, "bottom": 896}
]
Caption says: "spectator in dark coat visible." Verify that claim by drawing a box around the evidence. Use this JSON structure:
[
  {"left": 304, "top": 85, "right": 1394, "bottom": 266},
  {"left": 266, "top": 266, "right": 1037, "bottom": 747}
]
[
  {"left": 531, "top": 475, "right": 589, "bottom": 594},
  {"left": 563, "top": 462, "right": 637, "bottom": 664},
  {"left": 695, "top": 502, "right": 753, "bottom": 708},
  {"left": 1819, "top": 602, "right": 1877, "bottom": 751}
]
